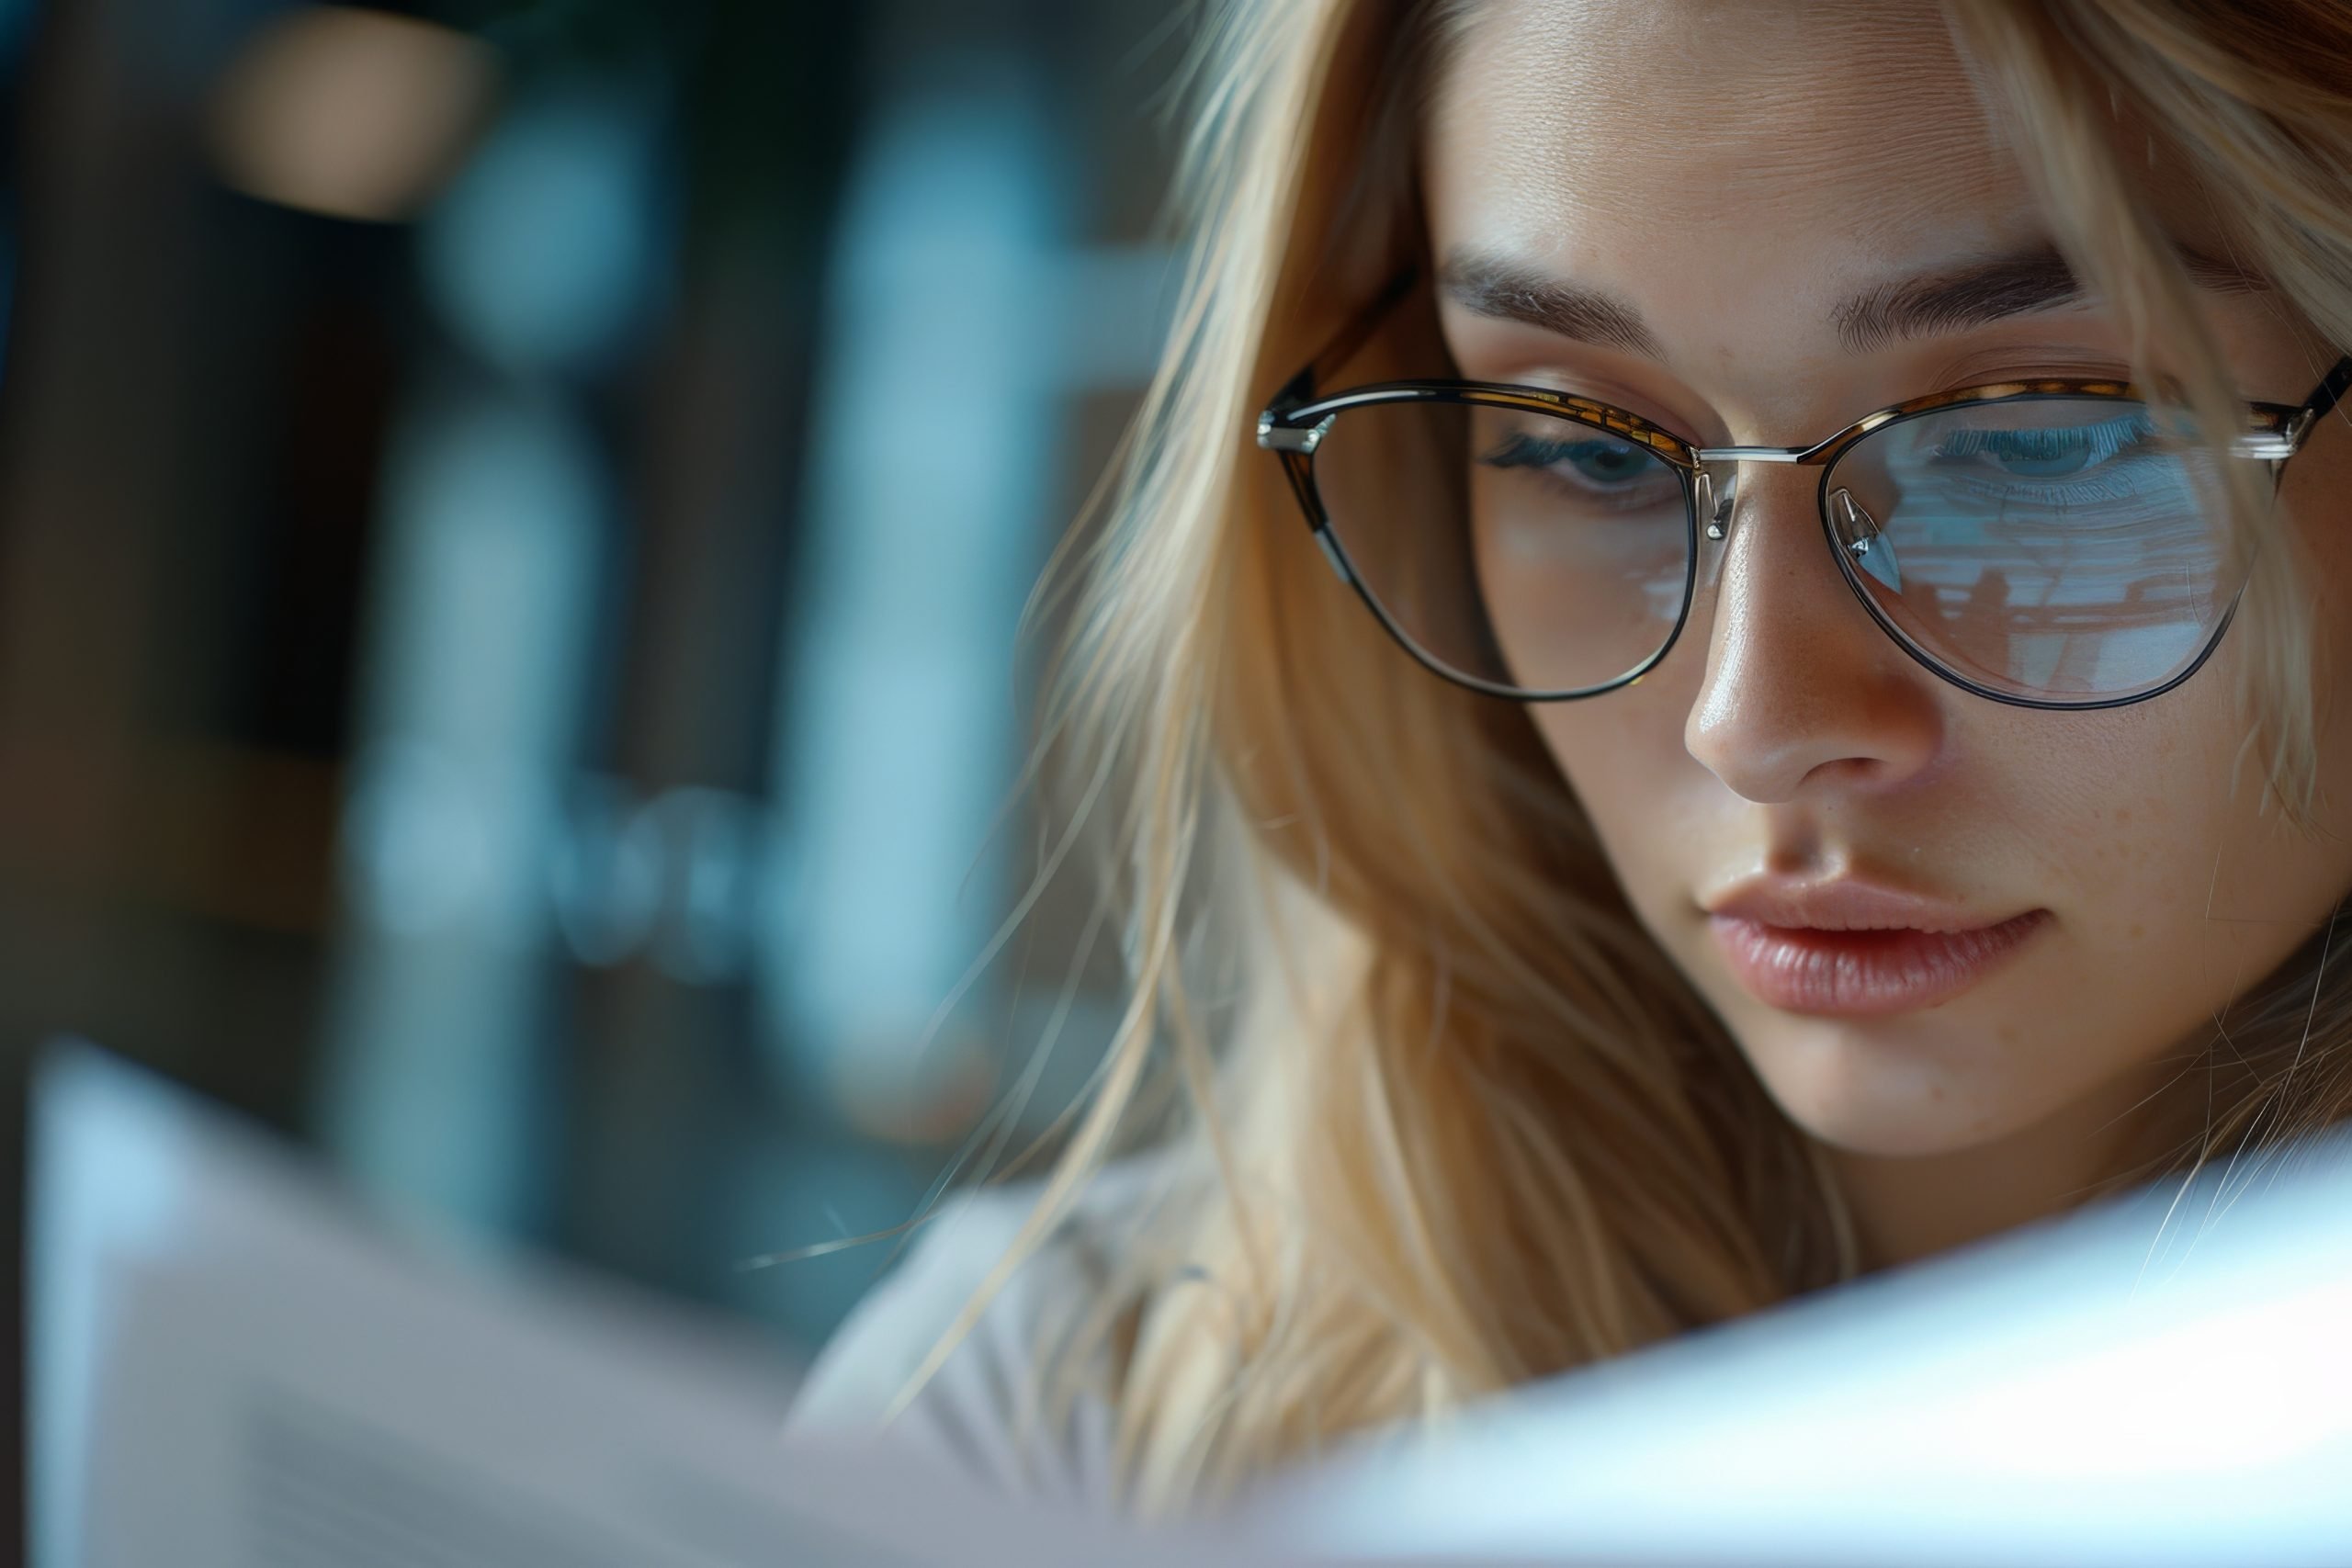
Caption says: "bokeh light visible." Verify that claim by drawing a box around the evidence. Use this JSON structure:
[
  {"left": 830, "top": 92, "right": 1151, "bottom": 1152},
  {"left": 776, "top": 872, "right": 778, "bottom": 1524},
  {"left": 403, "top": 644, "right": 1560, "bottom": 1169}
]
[{"left": 207, "top": 7, "right": 499, "bottom": 223}]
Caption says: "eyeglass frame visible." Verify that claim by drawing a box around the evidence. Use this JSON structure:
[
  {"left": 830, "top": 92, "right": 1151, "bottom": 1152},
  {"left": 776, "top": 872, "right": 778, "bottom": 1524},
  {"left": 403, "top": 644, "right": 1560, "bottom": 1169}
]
[{"left": 1256, "top": 266, "right": 2352, "bottom": 712}]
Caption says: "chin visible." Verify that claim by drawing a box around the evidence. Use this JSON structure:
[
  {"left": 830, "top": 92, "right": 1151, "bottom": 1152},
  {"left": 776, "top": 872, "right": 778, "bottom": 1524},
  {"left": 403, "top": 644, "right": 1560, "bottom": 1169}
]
[
  {"left": 1779, "top": 1099, "right": 2013, "bottom": 1160},
  {"left": 1738, "top": 1023, "right": 2031, "bottom": 1159}
]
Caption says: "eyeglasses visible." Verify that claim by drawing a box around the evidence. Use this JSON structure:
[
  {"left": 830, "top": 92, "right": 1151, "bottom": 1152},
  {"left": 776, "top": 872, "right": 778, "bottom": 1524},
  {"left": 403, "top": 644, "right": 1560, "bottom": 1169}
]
[{"left": 1257, "top": 270, "right": 2352, "bottom": 711}]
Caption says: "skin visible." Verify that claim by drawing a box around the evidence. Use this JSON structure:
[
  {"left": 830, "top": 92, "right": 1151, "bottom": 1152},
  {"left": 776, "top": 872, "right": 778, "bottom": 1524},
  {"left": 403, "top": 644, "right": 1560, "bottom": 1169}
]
[{"left": 1420, "top": 0, "right": 2352, "bottom": 1266}]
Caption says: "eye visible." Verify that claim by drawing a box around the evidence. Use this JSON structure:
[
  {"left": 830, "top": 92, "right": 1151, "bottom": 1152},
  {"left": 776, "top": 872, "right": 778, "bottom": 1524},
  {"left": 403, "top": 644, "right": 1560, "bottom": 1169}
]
[
  {"left": 1929, "top": 411, "right": 2159, "bottom": 482},
  {"left": 1480, "top": 428, "right": 1672, "bottom": 491}
]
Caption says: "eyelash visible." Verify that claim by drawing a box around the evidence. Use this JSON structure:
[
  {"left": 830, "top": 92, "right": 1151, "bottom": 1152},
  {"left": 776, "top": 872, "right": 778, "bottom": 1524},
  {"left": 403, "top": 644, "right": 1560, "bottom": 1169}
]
[
  {"left": 1927, "top": 412, "right": 2164, "bottom": 505},
  {"left": 1932, "top": 412, "right": 2154, "bottom": 462},
  {"left": 1479, "top": 431, "right": 1679, "bottom": 509}
]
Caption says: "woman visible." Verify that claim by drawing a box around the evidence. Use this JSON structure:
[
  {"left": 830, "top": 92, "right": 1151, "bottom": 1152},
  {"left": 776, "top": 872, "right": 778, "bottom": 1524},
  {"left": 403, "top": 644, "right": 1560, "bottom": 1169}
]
[{"left": 787, "top": 0, "right": 2352, "bottom": 1518}]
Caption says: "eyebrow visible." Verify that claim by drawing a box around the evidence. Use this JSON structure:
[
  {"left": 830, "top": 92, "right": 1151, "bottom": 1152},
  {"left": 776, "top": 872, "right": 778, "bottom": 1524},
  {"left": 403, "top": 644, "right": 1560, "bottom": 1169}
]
[
  {"left": 1439, "top": 249, "right": 1667, "bottom": 357},
  {"left": 1438, "top": 243, "right": 2269, "bottom": 359}
]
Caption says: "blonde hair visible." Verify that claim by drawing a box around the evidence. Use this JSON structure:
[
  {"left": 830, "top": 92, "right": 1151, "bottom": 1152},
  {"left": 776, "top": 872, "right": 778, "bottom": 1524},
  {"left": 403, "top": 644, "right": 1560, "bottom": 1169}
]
[{"left": 917, "top": 0, "right": 2352, "bottom": 1517}]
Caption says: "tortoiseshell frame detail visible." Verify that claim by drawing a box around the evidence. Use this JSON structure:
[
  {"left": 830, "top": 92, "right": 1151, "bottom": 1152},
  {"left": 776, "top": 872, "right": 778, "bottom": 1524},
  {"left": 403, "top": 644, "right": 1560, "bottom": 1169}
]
[{"left": 1258, "top": 267, "right": 2352, "bottom": 712}]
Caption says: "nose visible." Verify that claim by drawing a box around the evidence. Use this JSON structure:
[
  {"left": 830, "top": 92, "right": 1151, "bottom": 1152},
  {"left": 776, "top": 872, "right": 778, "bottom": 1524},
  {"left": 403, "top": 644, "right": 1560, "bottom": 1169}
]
[{"left": 1682, "top": 468, "right": 1945, "bottom": 804}]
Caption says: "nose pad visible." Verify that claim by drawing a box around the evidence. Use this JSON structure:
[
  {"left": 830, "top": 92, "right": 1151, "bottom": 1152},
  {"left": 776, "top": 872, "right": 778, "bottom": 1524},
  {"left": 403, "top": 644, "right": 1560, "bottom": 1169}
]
[
  {"left": 1696, "top": 468, "right": 1737, "bottom": 541},
  {"left": 1694, "top": 468, "right": 1741, "bottom": 592},
  {"left": 1831, "top": 486, "right": 1901, "bottom": 592}
]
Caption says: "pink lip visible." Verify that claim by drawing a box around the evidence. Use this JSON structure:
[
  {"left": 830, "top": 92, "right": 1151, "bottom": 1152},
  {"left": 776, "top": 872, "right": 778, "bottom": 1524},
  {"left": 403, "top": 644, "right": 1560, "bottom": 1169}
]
[{"left": 1702, "top": 879, "right": 2049, "bottom": 1017}]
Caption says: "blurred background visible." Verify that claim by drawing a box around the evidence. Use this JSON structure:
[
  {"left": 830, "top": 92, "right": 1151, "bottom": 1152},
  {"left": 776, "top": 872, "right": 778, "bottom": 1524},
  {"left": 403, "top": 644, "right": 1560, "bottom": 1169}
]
[{"left": 0, "top": 0, "right": 1186, "bottom": 1538}]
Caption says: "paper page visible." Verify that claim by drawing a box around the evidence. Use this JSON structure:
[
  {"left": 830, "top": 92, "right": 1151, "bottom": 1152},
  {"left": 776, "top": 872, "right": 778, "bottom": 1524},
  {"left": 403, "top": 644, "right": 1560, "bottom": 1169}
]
[
  {"left": 1246, "top": 1122, "right": 2352, "bottom": 1567},
  {"left": 27, "top": 1043, "right": 1237, "bottom": 1568}
]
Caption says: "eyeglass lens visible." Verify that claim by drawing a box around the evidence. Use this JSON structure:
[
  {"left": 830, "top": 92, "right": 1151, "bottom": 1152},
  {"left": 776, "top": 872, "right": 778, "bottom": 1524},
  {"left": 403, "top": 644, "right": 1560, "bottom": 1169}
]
[{"left": 1308, "top": 395, "right": 2237, "bottom": 704}]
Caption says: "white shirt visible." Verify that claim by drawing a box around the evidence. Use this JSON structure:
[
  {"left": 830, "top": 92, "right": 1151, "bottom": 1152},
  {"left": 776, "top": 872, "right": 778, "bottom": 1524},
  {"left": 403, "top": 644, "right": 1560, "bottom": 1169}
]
[{"left": 782, "top": 1163, "right": 1166, "bottom": 1511}]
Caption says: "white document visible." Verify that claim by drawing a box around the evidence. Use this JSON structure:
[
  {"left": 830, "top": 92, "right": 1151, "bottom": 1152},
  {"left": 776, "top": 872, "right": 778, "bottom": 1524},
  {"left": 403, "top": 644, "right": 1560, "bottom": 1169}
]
[
  {"left": 28, "top": 1043, "right": 1227, "bottom": 1568},
  {"left": 32, "top": 1040, "right": 2352, "bottom": 1568},
  {"left": 1245, "top": 1123, "right": 2352, "bottom": 1568}
]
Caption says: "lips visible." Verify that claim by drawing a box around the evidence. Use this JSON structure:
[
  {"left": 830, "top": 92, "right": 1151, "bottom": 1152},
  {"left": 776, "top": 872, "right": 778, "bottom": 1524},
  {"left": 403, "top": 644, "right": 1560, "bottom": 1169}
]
[{"left": 1702, "top": 879, "right": 2049, "bottom": 1017}]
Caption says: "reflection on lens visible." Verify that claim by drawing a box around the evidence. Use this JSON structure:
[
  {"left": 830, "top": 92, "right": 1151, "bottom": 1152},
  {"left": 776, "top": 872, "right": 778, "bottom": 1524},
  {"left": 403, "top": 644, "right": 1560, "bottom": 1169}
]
[
  {"left": 1827, "top": 397, "right": 2237, "bottom": 703},
  {"left": 1310, "top": 400, "right": 1692, "bottom": 694}
]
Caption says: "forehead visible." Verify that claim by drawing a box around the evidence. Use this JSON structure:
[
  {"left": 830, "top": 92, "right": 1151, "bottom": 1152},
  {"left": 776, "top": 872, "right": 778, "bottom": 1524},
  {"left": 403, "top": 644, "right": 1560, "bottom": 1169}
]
[{"left": 1426, "top": 0, "right": 2041, "bottom": 296}]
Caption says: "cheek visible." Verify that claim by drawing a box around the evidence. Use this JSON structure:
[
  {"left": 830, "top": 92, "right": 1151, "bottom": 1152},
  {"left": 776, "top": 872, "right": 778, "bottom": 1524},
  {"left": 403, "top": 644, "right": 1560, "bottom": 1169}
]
[
  {"left": 2047, "top": 697, "right": 2352, "bottom": 1106},
  {"left": 1921, "top": 672, "right": 2352, "bottom": 1077},
  {"left": 2289, "top": 445, "right": 2352, "bottom": 678},
  {"left": 1527, "top": 678, "right": 1710, "bottom": 910},
  {"left": 2015, "top": 724, "right": 2222, "bottom": 1003}
]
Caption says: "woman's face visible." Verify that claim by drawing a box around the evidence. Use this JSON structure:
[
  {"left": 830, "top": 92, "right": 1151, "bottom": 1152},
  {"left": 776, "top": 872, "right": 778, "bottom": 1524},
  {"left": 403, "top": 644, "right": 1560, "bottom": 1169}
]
[{"left": 1422, "top": 0, "right": 2352, "bottom": 1167}]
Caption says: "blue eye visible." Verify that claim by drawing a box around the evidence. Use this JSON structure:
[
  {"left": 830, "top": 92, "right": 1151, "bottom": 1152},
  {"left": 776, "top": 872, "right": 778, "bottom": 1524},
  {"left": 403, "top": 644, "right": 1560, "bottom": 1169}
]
[
  {"left": 1931, "top": 412, "right": 2157, "bottom": 482},
  {"left": 1482, "top": 430, "right": 1666, "bottom": 487}
]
